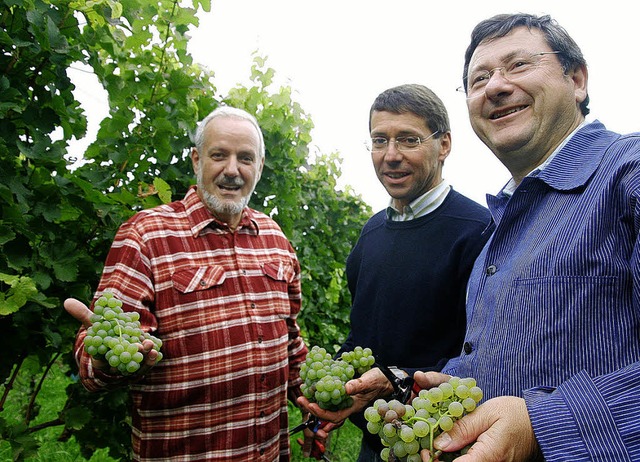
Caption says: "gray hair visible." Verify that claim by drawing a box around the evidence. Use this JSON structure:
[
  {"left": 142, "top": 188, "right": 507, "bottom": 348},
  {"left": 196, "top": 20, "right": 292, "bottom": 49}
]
[{"left": 193, "top": 106, "right": 266, "bottom": 158}]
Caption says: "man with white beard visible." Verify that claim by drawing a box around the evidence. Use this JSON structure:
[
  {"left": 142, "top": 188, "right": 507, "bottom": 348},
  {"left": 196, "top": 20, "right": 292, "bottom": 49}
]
[{"left": 65, "top": 106, "right": 308, "bottom": 461}]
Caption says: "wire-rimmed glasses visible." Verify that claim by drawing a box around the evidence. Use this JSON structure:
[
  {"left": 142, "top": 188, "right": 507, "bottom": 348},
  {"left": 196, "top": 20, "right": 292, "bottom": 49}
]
[
  {"left": 456, "top": 51, "right": 561, "bottom": 99},
  {"left": 365, "top": 131, "right": 440, "bottom": 153}
]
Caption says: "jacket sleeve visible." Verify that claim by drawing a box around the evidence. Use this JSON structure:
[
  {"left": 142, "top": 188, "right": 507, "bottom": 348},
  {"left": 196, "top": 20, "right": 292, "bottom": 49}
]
[{"left": 525, "top": 363, "right": 640, "bottom": 461}]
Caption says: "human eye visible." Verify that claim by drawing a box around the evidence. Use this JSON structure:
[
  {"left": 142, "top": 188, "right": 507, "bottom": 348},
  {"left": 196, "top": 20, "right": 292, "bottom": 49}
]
[
  {"left": 469, "top": 71, "right": 490, "bottom": 90},
  {"left": 370, "top": 137, "right": 388, "bottom": 149},
  {"left": 238, "top": 152, "right": 256, "bottom": 164},
  {"left": 507, "top": 56, "right": 536, "bottom": 75},
  {"left": 397, "top": 136, "right": 421, "bottom": 148}
]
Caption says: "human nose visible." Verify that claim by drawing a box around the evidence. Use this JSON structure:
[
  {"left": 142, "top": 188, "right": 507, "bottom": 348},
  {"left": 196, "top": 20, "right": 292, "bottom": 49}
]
[
  {"left": 483, "top": 67, "right": 515, "bottom": 96},
  {"left": 223, "top": 155, "right": 240, "bottom": 175},
  {"left": 383, "top": 141, "right": 403, "bottom": 161}
]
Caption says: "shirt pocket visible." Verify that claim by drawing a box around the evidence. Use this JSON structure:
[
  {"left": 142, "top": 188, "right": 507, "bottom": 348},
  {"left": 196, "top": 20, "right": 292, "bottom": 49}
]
[
  {"left": 261, "top": 260, "right": 296, "bottom": 284},
  {"left": 171, "top": 265, "right": 226, "bottom": 293}
]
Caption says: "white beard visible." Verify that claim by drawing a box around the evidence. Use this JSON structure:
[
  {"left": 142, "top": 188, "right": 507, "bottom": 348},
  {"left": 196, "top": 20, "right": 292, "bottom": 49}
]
[{"left": 196, "top": 169, "right": 252, "bottom": 217}]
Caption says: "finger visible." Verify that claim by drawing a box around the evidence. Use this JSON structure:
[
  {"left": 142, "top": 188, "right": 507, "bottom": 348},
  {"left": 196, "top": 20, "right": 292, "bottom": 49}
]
[
  {"left": 140, "top": 339, "right": 156, "bottom": 354},
  {"left": 297, "top": 436, "right": 312, "bottom": 458},
  {"left": 433, "top": 415, "right": 479, "bottom": 453},
  {"left": 420, "top": 448, "right": 435, "bottom": 461},
  {"left": 295, "top": 399, "right": 350, "bottom": 424},
  {"left": 412, "top": 371, "right": 450, "bottom": 389},
  {"left": 64, "top": 298, "right": 94, "bottom": 327}
]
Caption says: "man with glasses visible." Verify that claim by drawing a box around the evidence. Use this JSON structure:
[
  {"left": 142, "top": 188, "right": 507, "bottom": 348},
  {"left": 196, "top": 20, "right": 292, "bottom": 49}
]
[
  {"left": 299, "top": 84, "right": 492, "bottom": 461},
  {"left": 410, "top": 13, "right": 640, "bottom": 461}
]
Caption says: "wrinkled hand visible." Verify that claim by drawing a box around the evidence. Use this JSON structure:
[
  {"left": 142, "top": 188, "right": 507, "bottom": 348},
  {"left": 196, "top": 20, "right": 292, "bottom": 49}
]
[
  {"left": 64, "top": 298, "right": 158, "bottom": 375},
  {"left": 296, "top": 367, "right": 394, "bottom": 423},
  {"left": 420, "top": 396, "right": 541, "bottom": 462}
]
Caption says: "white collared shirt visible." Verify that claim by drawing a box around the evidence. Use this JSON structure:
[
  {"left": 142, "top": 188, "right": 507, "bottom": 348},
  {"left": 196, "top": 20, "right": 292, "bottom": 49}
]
[{"left": 387, "top": 180, "right": 451, "bottom": 221}]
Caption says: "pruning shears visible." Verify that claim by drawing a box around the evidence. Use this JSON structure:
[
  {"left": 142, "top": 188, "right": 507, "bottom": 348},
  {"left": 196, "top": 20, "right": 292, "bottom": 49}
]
[
  {"left": 374, "top": 362, "right": 421, "bottom": 404},
  {"left": 290, "top": 415, "right": 330, "bottom": 461}
]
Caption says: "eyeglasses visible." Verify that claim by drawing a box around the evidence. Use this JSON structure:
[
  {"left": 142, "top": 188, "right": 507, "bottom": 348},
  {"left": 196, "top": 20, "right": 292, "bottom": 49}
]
[
  {"left": 365, "top": 131, "right": 440, "bottom": 153},
  {"left": 457, "top": 51, "right": 560, "bottom": 99}
]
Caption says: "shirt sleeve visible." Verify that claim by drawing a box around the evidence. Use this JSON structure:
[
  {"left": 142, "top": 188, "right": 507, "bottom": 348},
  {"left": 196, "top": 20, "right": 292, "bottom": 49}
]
[
  {"left": 285, "top": 249, "right": 308, "bottom": 403},
  {"left": 524, "top": 363, "right": 640, "bottom": 461},
  {"left": 73, "top": 219, "right": 157, "bottom": 392}
]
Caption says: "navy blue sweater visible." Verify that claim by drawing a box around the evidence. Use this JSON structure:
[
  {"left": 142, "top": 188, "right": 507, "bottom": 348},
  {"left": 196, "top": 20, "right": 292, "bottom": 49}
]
[{"left": 340, "top": 189, "right": 492, "bottom": 451}]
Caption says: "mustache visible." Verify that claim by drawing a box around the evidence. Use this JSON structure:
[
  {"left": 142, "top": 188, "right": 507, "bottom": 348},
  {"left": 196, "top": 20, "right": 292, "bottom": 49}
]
[{"left": 216, "top": 176, "right": 245, "bottom": 187}]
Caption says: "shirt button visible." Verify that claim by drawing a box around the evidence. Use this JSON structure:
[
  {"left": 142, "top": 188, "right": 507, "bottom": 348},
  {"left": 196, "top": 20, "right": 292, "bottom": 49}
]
[
  {"left": 250, "top": 303, "right": 256, "bottom": 309},
  {"left": 259, "top": 448, "right": 265, "bottom": 455},
  {"left": 258, "top": 337, "right": 263, "bottom": 343},
  {"left": 463, "top": 341, "right": 473, "bottom": 354},
  {"left": 199, "top": 280, "right": 206, "bottom": 286},
  {"left": 486, "top": 265, "right": 497, "bottom": 276}
]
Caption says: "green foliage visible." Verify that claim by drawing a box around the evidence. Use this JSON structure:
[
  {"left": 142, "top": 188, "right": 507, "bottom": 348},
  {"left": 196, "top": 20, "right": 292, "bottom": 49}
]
[{"left": 0, "top": 0, "right": 371, "bottom": 459}]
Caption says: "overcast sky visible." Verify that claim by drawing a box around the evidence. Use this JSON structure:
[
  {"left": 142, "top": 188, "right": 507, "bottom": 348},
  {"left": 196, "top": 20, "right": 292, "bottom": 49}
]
[{"left": 187, "top": 0, "right": 640, "bottom": 211}]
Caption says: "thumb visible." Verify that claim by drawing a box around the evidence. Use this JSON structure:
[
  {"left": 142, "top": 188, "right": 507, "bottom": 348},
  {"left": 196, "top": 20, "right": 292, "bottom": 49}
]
[
  {"left": 64, "top": 298, "right": 94, "bottom": 328},
  {"left": 344, "top": 375, "right": 370, "bottom": 395},
  {"left": 434, "top": 410, "right": 486, "bottom": 453}
]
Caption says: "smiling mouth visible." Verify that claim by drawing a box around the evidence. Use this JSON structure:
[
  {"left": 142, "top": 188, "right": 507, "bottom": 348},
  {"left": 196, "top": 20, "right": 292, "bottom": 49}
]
[
  {"left": 218, "top": 184, "right": 242, "bottom": 191},
  {"left": 385, "top": 172, "right": 409, "bottom": 179},
  {"left": 490, "top": 105, "right": 528, "bottom": 120}
]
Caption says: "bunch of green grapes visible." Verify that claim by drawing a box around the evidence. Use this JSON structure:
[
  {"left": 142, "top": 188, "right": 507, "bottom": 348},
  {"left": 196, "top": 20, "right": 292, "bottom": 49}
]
[
  {"left": 83, "top": 291, "right": 163, "bottom": 375},
  {"left": 339, "top": 346, "right": 376, "bottom": 374},
  {"left": 364, "top": 376, "right": 483, "bottom": 462},
  {"left": 300, "top": 345, "right": 375, "bottom": 411}
]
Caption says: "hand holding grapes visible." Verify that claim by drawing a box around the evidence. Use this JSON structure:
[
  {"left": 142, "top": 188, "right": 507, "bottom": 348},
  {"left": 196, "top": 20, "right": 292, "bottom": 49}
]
[
  {"left": 298, "top": 366, "right": 395, "bottom": 424},
  {"left": 64, "top": 294, "right": 161, "bottom": 375},
  {"left": 419, "top": 396, "right": 541, "bottom": 462}
]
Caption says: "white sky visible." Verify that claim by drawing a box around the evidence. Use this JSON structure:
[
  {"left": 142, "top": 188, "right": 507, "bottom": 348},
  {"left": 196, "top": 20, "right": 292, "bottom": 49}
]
[
  {"left": 186, "top": 0, "right": 640, "bottom": 211},
  {"left": 69, "top": 1, "right": 640, "bottom": 211}
]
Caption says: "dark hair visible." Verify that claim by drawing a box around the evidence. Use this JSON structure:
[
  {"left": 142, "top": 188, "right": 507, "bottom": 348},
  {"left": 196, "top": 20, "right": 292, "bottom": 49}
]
[
  {"left": 369, "top": 84, "right": 450, "bottom": 136},
  {"left": 462, "top": 13, "right": 589, "bottom": 116}
]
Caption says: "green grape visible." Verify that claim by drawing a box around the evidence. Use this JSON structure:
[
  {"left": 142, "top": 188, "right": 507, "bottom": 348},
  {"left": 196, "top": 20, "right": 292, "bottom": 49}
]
[
  {"left": 404, "top": 439, "right": 420, "bottom": 455},
  {"left": 438, "top": 382, "right": 453, "bottom": 399},
  {"left": 366, "top": 420, "right": 382, "bottom": 435},
  {"left": 469, "top": 386, "right": 483, "bottom": 402},
  {"left": 427, "top": 386, "right": 444, "bottom": 403},
  {"left": 392, "top": 440, "right": 408, "bottom": 458},
  {"left": 439, "top": 415, "right": 454, "bottom": 432},
  {"left": 462, "top": 397, "right": 477, "bottom": 412},
  {"left": 454, "top": 384, "right": 470, "bottom": 399},
  {"left": 403, "top": 404, "right": 415, "bottom": 420},
  {"left": 301, "top": 345, "right": 375, "bottom": 411},
  {"left": 82, "top": 291, "right": 162, "bottom": 376},
  {"left": 382, "top": 422, "right": 397, "bottom": 438},
  {"left": 413, "top": 420, "right": 429, "bottom": 438},
  {"left": 448, "top": 401, "right": 464, "bottom": 418},
  {"left": 399, "top": 425, "right": 415, "bottom": 443},
  {"left": 364, "top": 376, "right": 484, "bottom": 462}
]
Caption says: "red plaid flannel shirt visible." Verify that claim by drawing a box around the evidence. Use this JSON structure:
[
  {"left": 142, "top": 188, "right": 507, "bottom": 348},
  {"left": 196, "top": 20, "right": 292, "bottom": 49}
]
[{"left": 74, "top": 186, "right": 307, "bottom": 461}]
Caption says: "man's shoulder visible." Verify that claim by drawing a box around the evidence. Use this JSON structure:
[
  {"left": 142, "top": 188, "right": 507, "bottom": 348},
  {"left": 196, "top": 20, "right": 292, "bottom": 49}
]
[
  {"left": 442, "top": 189, "right": 491, "bottom": 222},
  {"left": 361, "top": 209, "right": 387, "bottom": 231}
]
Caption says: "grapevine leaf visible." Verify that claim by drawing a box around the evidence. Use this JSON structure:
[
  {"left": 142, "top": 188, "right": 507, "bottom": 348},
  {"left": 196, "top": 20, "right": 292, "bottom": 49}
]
[
  {"left": 153, "top": 177, "right": 172, "bottom": 204},
  {"left": 63, "top": 406, "right": 93, "bottom": 430},
  {"left": 0, "top": 273, "right": 39, "bottom": 315}
]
